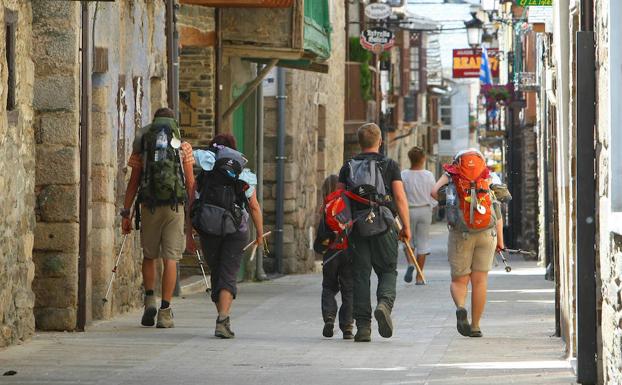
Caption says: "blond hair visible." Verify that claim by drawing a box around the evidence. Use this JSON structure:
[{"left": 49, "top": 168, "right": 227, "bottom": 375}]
[{"left": 357, "top": 123, "right": 381, "bottom": 149}]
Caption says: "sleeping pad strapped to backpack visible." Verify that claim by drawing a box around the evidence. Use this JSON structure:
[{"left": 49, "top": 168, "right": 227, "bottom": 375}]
[
  {"left": 138, "top": 117, "right": 186, "bottom": 209},
  {"left": 191, "top": 146, "right": 250, "bottom": 236}
]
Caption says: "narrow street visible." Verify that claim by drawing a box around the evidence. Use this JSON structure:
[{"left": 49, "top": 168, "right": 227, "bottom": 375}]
[{"left": 1, "top": 224, "right": 575, "bottom": 385}]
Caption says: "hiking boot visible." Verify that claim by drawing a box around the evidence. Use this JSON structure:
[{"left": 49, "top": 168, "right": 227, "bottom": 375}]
[
  {"left": 455, "top": 307, "right": 471, "bottom": 337},
  {"left": 341, "top": 324, "right": 354, "bottom": 340},
  {"left": 374, "top": 302, "right": 393, "bottom": 338},
  {"left": 141, "top": 295, "right": 157, "bottom": 327},
  {"left": 323, "top": 322, "right": 334, "bottom": 338},
  {"left": 470, "top": 327, "right": 483, "bottom": 338},
  {"left": 404, "top": 265, "right": 415, "bottom": 283},
  {"left": 215, "top": 317, "right": 235, "bottom": 339},
  {"left": 156, "top": 307, "right": 174, "bottom": 328},
  {"left": 354, "top": 325, "right": 371, "bottom": 342}
]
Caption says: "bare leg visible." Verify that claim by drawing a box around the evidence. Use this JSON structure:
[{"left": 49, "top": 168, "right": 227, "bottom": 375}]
[
  {"left": 142, "top": 259, "right": 157, "bottom": 292},
  {"left": 161, "top": 259, "right": 177, "bottom": 303},
  {"left": 415, "top": 254, "right": 427, "bottom": 282},
  {"left": 450, "top": 274, "right": 471, "bottom": 308},
  {"left": 217, "top": 289, "right": 234, "bottom": 317},
  {"left": 470, "top": 271, "right": 489, "bottom": 329}
]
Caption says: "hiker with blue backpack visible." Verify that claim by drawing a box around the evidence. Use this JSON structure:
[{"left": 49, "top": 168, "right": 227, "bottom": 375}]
[
  {"left": 431, "top": 149, "right": 505, "bottom": 338},
  {"left": 121, "top": 107, "right": 196, "bottom": 329},
  {"left": 336, "top": 123, "right": 411, "bottom": 342},
  {"left": 191, "top": 134, "right": 264, "bottom": 339}
]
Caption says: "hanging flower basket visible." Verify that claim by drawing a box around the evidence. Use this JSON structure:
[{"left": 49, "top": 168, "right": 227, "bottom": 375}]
[{"left": 480, "top": 84, "right": 514, "bottom": 111}]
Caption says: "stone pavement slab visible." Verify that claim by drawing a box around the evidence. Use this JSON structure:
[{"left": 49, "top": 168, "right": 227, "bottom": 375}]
[{"left": 0, "top": 224, "right": 577, "bottom": 385}]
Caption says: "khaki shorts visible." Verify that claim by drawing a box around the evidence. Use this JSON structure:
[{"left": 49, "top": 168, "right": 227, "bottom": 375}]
[
  {"left": 140, "top": 205, "right": 185, "bottom": 261},
  {"left": 447, "top": 229, "right": 497, "bottom": 277}
]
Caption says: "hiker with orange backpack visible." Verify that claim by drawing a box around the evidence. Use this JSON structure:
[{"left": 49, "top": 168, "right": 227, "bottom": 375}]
[
  {"left": 313, "top": 175, "right": 354, "bottom": 340},
  {"left": 431, "top": 149, "right": 505, "bottom": 338}
]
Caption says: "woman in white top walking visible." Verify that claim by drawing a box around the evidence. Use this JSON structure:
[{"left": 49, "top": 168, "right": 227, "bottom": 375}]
[{"left": 401, "top": 146, "right": 437, "bottom": 285}]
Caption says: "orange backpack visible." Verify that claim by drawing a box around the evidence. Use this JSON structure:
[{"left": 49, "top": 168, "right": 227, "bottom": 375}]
[{"left": 443, "top": 151, "right": 495, "bottom": 232}]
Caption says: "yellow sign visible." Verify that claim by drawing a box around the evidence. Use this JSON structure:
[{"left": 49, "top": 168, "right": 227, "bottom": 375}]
[{"left": 516, "top": 0, "right": 552, "bottom": 6}]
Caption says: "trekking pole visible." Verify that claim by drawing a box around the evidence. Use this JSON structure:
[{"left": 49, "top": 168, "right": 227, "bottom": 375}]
[
  {"left": 504, "top": 248, "right": 536, "bottom": 257},
  {"left": 497, "top": 250, "right": 512, "bottom": 273},
  {"left": 195, "top": 249, "right": 211, "bottom": 293},
  {"left": 102, "top": 234, "right": 129, "bottom": 303},
  {"left": 394, "top": 217, "right": 426, "bottom": 284}
]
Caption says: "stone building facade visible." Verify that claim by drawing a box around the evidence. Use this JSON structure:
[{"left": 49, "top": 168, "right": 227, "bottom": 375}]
[
  {"left": 177, "top": 4, "right": 215, "bottom": 148},
  {"left": 0, "top": 0, "right": 35, "bottom": 347},
  {"left": 1, "top": 1, "right": 171, "bottom": 345},
  {"left": 262, "top": 0, "right": 345, "bottom": 273}
]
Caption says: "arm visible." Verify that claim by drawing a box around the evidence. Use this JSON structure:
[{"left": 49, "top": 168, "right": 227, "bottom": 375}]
[
  {"left": 496, "top": 217, "right": 505, "bottom": 251},
  {"left": 183, "top": 160, "right": 196, "bottom": 253},
  {"left": 121, "top": 166, "right": 141, "bottom": 234},
  {"left": 431, "top": 174, "right": 450, "bottom": 200},
  {"left": 248, "top": 191, "right": 264, "bottom": 245},
  {"left": 391, "top": 180, "right": 411, "bottom": 243}
]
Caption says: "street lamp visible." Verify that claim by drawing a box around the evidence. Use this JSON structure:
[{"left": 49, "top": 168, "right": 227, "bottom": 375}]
[{"left": 465, "top": 12, "right": 484, "bottom": 50}]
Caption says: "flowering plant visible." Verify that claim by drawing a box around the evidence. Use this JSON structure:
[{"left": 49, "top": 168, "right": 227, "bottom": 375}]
[{"left": 481, "top": 84, "right": 513, "bottom": 111}]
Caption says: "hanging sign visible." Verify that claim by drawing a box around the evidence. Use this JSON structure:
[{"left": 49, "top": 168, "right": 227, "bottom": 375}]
[
  {"left": 364, "top": 3, "right": 392, "bottom": 20},
  {"left": 360, "top": 27, "right": 395, "bottom": 54},
  {"left": 515, "top": 0, "right": 552, "bottom": 6},
  {"left": 527, "top": 6, "right": 553, "bottom": 23},
  {"left": 452, "top": 49, "right": 500, "bottom": 79}
]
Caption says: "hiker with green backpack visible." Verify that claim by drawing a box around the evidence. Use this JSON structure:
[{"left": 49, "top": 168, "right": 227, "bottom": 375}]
[
  {"left": 431, "top": 149, "right": 505, "bottom": 338},
  {"left": 336, "top": 123, "right": 411, "bottom": 342},
  {"left": 121, "top": 107, "right": 196, "bottom": 329}
]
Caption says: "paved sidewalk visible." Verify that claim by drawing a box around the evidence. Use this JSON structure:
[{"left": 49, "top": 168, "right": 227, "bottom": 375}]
[{"left": 1, "top": 224, "right": 576, "bottom": 385}]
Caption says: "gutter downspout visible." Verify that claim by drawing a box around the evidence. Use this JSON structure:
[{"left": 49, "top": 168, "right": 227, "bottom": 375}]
[
  {"left": 256, "top": 66, "right": 268, "bottom": 281},
  {"left": 575, "top": 1, "right": 597, "bottom": 383},
  {"left": 275, "top": 67, "right": 286, "bottom": 274},
  {"left": 166, "top": 0, "right": 182, "bottom": 297},
  {"left": 78, "top": 1, "right": 92, "bottom": 331}
]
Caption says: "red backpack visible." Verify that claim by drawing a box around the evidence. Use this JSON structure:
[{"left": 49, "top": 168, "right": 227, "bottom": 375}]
[
  {"left": 313, "top": 188, "right": 374, "bottom": 253},
  {"left": 443, "top": 151, "right": 495, "bottom": 232}
]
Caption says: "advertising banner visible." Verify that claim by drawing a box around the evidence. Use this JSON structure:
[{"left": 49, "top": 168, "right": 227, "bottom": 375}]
[{"left": 452, "top": 49, "right": 500, "bottom": 79}]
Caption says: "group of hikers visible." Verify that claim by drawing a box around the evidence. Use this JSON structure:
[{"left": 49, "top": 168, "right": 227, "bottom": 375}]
[{"left": 121, "top": 108, "right": 508, "bottom": 341}]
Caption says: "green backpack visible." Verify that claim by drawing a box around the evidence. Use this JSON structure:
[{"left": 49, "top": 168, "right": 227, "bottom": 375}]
[{"left": 138, "top": 117, "right": 186, "bottom": 209}]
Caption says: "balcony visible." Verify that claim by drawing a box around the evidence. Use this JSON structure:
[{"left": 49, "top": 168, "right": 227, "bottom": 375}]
[{"left": 220, "top": 0, "right": 331, "bottom": 72}]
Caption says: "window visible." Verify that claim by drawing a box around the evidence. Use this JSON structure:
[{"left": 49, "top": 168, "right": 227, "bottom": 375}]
[
  {"left": 440, "top": 96, "right": 452, "bottom": 126},
  {"left": 410, "top": 46, "right": 420, "bottom": 92},
  {"left": 440, "top": 129, "right": 451, "bottom": 140},
  {"left": 5, "top": 9, "right": 16, "bottom": 112}
]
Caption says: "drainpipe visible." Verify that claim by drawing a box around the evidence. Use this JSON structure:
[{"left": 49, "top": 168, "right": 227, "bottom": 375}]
[
  {"left": 166, "top": 0, "right": 183, "bottom": 296},
  {"left": 77, "top": 1, "right": 92, "bottom": 332},
  {"left": 165, "top": 0, "right": 179, "bottom": 115},
  {"left": 255, "top": 66, "right": 268, "bottom": 281},
  {"left": 575, "top": 0, "right": 596, "bottom": 383},
  {"left": 275, "top": 67, "right": 286, "bottom": 274}
]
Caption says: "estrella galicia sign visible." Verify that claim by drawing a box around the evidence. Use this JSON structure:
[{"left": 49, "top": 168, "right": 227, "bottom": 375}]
[{"left": 360, "top": 27, "right": 395, "bottom": 54}]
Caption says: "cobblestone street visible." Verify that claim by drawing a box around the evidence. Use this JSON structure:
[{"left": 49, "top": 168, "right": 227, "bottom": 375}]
[{"left": 0, "top": 225, "right": 575, "bottom": 385}]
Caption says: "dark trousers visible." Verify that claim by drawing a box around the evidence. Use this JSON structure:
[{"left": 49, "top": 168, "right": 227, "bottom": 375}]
[
  {"left": 321, "top": 249, "right": 353, "bottom": 329},
  {"left": 200, "top": 230, "right": 249, "bottom": 303},
  {"left": 349, "top": 228, "right": 398, "bottom": 326}
]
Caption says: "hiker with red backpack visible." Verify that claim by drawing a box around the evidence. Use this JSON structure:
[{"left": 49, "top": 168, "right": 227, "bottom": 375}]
[
  {"left": 431, "top": 149, "right": 505, "bottom": 338},
  {"left": 313, "top": 175, "right": 354, "bottom": 340},
  {"left": 335, "top": 123, "right": 411, "bottom": 342},
  {"left": 191, "top": 134, "right": 264, "bottom": 339}
]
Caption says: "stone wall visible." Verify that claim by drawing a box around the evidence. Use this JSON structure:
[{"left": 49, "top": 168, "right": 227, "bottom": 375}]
[
  {"left": 263, "top": 0, "right": 345, "bottom": 274},
  {"left": 89, "top": 0, "right": 168, "bottom": 319},
  {"left": 178, "top": 5, "right": 215, "bottom": 148},
  {"left": 0, "top": 0, "right": 35, "bottom": 347},
  {"left": 519, "top": 126, "right": 538, "bottom": 255},
  {"left": 31, "top": 1, "right": 81, "bottom": 331}
]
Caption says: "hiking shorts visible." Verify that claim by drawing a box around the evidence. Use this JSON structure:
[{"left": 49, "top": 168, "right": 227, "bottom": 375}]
[
  {"left": 447, "top": 229, "right": 496, "bottom": 278},
  {"left": 140, "top": 205, "right": 185, "bottom": 261}
]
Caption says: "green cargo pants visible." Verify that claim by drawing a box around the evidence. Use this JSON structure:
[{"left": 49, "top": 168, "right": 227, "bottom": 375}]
[{"left": 349, "top": 227, "right": 399, "bottom": 326}]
